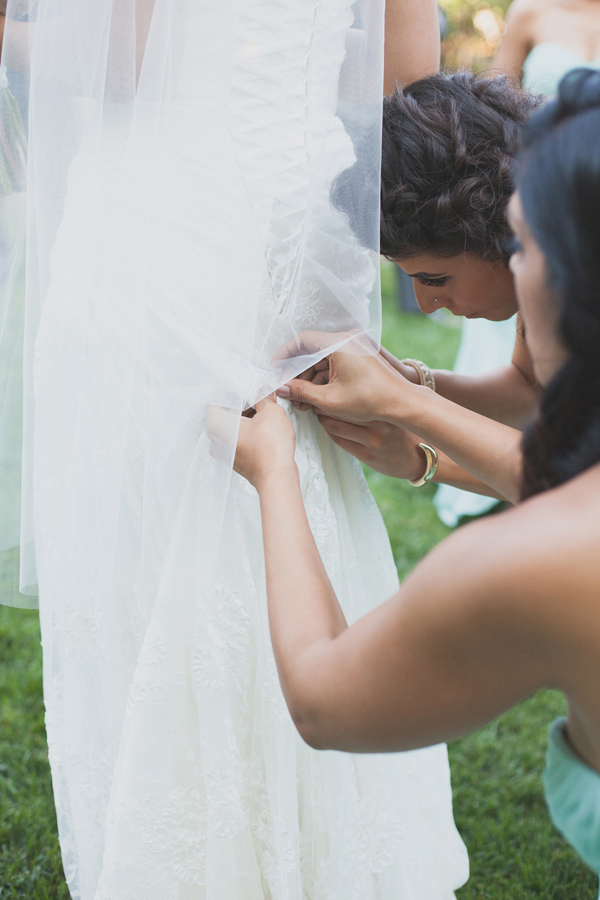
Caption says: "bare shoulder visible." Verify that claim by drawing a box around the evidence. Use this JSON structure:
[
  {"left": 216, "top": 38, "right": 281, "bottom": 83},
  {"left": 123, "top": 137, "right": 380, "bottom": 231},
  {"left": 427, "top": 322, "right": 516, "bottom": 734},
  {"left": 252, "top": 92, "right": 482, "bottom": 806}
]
[
  {"left": 504, "top": 0, "right": 551, "bottom": 27},
  {"left": 417, "top": 466, "right": 600, "bottom": 631},
  {"left": 502, "top": 0, "right": 555, "bottom": 43}
]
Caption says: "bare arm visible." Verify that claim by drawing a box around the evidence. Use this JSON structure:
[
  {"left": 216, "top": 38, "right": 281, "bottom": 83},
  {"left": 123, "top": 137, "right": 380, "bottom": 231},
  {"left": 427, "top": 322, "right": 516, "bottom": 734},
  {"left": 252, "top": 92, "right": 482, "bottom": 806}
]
[
  {"left": 315, "top": 415, "right": 508, "bottom": 499},
  {"left": 384, "top": 0, "right": 440, "bottom": 94},
  {"left": 491, "top": 0, "right": 537, "bottom": 84},
  {"left": 236, "top": 400, "right": 552, "bottom": 753},
  {"left": 434, "top": 321, "right": 539, "bottom": 428},
  {"left": 283, "top": 515, "right": 551, "bottom": 753},
  {"left": 382, "top": 321, "right": 540, "bottom": 429},
  {"left": 396, "top": 384, "right": 524, "bottom": 504},
  {"left": 279, "top": 348, "right": 524, "bottom": 503}
]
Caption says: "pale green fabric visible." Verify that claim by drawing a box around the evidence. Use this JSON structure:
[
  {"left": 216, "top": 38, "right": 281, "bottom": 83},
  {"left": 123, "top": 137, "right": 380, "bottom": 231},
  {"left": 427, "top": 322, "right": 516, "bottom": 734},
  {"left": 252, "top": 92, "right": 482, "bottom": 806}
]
[
  {"left": 523, "top": 42, "right": 600, "bottom": 96},
  {"left": 544, "top": 718, "right": 600, "bottom": 896}
]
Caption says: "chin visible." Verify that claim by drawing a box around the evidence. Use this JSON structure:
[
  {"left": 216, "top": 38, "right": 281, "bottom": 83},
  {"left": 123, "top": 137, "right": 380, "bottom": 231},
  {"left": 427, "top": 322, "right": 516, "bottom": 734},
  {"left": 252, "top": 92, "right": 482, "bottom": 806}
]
[{"left": 479, "top": 308, "right": 518, "bottom": 322}]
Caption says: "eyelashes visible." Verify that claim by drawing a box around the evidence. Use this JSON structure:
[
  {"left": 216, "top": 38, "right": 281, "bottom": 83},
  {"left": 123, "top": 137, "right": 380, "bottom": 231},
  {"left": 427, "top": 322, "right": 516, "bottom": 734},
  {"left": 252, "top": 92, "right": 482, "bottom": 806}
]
[{"left": 419, "top": 276, "right": 448, "bottom": 288}]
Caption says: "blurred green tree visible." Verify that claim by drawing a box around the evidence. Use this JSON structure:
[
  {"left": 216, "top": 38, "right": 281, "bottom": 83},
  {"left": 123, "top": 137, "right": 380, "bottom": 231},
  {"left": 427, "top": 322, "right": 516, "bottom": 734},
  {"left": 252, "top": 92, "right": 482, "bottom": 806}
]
[{"left": 440, "top": 0, "right": 512, "bottom": 71}]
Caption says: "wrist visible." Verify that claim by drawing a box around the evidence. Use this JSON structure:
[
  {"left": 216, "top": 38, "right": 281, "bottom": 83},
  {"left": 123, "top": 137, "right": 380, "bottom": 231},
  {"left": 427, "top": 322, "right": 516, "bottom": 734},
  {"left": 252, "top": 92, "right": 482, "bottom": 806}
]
[
  {"left": 254, "top": 459, "right": 299, "bottom": 493},
  {"left": 397, "top": 361, "right": 421, "bottom": 385},
  {"left": 382, "top": 378, "right": 430, "bottom": 428},
  {"left": 404, "top": 435, "right": 430, "bottom": 481},
  {"left": 401, "top": 358, "right": 436, "bottom": 392},
  {"left": 407, "top": 442, "right": 438, "bottom": 487}
]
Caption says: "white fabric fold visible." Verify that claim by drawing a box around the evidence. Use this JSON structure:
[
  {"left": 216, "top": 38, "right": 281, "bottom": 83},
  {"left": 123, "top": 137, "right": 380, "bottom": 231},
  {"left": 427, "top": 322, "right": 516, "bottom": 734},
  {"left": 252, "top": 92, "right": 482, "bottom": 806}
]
[{"left": 0, "top": 1, "right": 468, "bottom": 896}]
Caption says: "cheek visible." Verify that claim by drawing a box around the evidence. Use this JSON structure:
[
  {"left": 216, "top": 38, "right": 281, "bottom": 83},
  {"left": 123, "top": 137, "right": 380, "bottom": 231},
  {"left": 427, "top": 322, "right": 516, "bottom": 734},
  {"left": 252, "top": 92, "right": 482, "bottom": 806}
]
[
  {"left": 412, "top": 283, "right": 440, "bottom": 305},
  {"left": 514, "top": 265, "right": 558, "bottom": 357},
  {"left": 510, "top": 255, "right": 531, "bottom": 306}
]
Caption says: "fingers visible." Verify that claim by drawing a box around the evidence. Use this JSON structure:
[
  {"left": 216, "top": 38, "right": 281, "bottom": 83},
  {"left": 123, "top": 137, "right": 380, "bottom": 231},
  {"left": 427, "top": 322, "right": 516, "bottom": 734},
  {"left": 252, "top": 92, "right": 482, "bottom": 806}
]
[
  {"left": 297, "top": 367, "right": 317, "bottom": 382},
  {"left": 271, "top": 329, "right": 355, "bottom": 364},
  {"left": 254, "top": 394, "right": 278, "bottom": 412},
  {"left": 276, "top": 377, "right": 326, "bottom": 409},
  {"left": 312, "top": 369, "right": 329, "bottom": 386},
  {"left": 317, "top": 415, "right": 370, "bottom": 446},
  {"left": 271, "top": 335, "right": 305, "bottom": 363},
  {"left": 326, "top": 433, "right": 369, "bottom": 463},
  {"left": 205, "top": 403, "right": 239, "bottom": 463},
  {"left": 271, "top": 331, "right": 328, "bottom": 362}
]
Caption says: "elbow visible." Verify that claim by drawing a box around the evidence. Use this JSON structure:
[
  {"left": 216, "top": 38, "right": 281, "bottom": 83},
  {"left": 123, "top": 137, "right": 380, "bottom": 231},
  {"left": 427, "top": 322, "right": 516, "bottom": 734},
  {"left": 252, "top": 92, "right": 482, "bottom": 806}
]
[
  {"left": 283, "top": 670, "right": 334, "bottom": 751},
  {"left": 286, "top": 693, "right": 332, "bottom": 750},
  {"left": 293, "top": 715, "right": 331, "bottom": 751}
]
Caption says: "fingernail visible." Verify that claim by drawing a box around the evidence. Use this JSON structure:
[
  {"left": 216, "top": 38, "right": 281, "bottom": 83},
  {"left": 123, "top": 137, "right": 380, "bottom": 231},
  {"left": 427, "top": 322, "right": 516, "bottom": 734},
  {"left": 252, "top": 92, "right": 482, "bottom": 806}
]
[{"left": 277, "top": 386, "right": 291, "bottom": 398}]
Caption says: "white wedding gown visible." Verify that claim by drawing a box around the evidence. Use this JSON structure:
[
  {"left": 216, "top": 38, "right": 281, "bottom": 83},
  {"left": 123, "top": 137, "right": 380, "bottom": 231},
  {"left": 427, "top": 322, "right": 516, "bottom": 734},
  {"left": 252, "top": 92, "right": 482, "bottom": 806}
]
[{"left": 1, "top": 1, "right": 468, "bottom": 897}]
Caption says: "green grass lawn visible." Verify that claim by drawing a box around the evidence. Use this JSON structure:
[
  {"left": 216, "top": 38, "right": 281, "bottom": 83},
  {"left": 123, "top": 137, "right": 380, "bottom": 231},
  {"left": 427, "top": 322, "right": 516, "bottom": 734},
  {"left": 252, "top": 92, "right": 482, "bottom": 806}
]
[{"left": 0, "top": 263, "right": 596, "bottom": 898}]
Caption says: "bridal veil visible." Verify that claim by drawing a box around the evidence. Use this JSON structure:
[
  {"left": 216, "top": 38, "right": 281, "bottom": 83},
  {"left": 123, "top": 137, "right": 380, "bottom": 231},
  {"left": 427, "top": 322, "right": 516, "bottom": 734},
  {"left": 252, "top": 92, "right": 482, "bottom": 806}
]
[{"left": 0, "top": 1, "right": 468, "bottom": 897}]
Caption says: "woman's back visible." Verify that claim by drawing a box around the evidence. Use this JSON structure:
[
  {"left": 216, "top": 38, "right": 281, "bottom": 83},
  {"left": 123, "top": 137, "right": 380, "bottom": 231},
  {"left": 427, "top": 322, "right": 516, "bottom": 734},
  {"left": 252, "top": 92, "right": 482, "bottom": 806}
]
[
  {"left": 513, "top": 467, "right": 600, "bottom": 886},
  {"left": 472, "top": 464, "right": 600, "bottom": 771}
]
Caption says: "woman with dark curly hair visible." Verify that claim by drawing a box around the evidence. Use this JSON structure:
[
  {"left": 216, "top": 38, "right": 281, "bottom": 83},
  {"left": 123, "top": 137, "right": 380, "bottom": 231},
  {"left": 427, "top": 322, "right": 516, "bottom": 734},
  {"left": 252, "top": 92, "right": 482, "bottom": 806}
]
[
  {"left": 221, "top": 67, "right": 600, "bottom": 893},
  {"left": 281, "top": 71, "right": 543, "bottom": 504},
  {"left": 379, "top": 72, "right": 534, "bottom": 315}
]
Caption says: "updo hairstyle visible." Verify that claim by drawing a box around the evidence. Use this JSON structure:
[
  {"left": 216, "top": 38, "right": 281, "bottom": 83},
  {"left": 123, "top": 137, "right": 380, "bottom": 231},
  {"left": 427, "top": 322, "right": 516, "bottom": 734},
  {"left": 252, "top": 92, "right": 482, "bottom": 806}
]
[
  {"left": 517, "top": 68, "right": 600, "bottom": 499},
  {"left": 380, "top": 72, "right": 540, "bottom": 261}
]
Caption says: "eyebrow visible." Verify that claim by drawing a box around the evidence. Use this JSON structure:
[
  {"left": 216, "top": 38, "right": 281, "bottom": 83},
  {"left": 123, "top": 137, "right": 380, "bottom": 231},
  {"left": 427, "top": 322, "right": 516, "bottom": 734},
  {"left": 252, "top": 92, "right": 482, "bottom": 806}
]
[{"left": 404, "top": 270, "right": 448, "bottom": 279}]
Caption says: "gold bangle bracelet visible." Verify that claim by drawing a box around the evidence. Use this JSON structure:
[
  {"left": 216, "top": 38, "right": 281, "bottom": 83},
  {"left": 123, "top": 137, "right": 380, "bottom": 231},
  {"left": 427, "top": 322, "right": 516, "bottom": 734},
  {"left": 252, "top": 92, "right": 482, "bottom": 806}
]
[
  {"left": 408, "top": 442, "right": 439, "bottom": 487},
  {"left": 401, "top": 358, "right": 436, "bottom": 392}
]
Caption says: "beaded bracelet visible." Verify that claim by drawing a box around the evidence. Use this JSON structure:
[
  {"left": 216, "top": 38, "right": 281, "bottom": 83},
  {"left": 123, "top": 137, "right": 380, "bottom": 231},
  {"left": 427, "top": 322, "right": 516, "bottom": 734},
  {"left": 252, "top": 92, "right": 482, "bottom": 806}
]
[{"left": 401, "top": 358, "right": 436, "bottom": 392}]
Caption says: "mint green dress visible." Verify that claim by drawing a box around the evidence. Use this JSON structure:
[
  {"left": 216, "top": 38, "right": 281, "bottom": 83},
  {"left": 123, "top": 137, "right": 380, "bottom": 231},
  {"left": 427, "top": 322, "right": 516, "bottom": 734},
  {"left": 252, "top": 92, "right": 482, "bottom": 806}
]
[{"left": 544, "top": 719, "right": 600, "bottom": 896}]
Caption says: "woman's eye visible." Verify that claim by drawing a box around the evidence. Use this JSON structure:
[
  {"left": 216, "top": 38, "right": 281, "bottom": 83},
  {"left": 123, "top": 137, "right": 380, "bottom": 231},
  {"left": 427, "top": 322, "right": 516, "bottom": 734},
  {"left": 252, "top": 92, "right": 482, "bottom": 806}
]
[{"left": 419, "top": 277, "right": 448, "bottom": 288}]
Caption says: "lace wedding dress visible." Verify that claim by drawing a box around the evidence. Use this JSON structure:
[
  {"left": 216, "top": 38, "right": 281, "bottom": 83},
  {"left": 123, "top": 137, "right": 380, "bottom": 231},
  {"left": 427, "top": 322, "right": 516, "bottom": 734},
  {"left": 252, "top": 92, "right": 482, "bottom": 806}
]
[{"left": 0, "top": 1, "right": 468, "bottom": 897}]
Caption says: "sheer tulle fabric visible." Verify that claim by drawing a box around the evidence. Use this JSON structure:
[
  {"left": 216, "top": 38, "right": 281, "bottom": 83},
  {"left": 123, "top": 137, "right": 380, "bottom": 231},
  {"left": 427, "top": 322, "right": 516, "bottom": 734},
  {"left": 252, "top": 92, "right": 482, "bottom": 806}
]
[{"left": 0, "top": 1, "right": 468, "bottom": 897}]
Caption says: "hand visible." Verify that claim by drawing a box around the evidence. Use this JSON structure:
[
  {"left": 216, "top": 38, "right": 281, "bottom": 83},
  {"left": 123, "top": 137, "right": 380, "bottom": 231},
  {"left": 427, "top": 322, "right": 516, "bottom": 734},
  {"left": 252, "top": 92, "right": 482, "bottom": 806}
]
[
  {"left": 378, "top": 346, "right": 421, "bottom": 384},
  {"left": 277, "top": 347, "right": 414, "bottom": 425},
  {"left": 208, "top": 396, "right": 297, "bottom": 488},
  {"left": 288, "top": 357, "right": 330, "bottom": 412},
  {"left": 273, "top": 329, "right": 355, "bottom": 409},
  {"left": 317, "top": 416, "right": 428, "bottom": 480},
  {"left": 273, "top": 329, "right": 361, "bottom": 365}
]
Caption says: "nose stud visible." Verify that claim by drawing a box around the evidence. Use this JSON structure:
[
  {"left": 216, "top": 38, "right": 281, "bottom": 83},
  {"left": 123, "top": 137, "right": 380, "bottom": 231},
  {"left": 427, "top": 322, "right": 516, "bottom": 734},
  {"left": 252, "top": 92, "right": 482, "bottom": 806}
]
[{"left": 434, "top": 298, "right": 439, "bottom": 303}]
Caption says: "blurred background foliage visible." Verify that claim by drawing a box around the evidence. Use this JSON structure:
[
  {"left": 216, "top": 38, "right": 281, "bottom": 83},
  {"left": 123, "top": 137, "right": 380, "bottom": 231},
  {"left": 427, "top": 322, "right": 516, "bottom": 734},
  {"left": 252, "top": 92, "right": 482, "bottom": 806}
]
[{"left": 440, "top": 0, "right": 512, "bottom": 70}]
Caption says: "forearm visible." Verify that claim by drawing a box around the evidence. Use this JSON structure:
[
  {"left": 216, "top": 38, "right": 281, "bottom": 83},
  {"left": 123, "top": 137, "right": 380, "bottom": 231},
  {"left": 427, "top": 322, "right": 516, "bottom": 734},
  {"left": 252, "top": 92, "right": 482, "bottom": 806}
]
[
  {"left": 384, "top": 0, "right": 439, "bottom": 94},
  {"left": 432, "top": 450, "right": 507, "bottom": 500},
  {"left": 258, "top": 464, "right": 347, "bottom": 718},
  {"left": 380, "top": 348, "right": 539, "bottom": 429},
  {"left": 387, "top": 387, "right": 523, "bottom": 504},
  {"left": 433, "top": 365, "right": 540, "bottom": 428}
]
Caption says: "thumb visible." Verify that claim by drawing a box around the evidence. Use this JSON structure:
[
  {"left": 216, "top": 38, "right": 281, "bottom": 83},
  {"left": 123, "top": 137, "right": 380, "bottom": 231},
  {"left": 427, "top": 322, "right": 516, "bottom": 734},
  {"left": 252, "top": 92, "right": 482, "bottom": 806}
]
[
  {"left": 276, "top": 378, "right": 328, "bottom": 409},
  {"left": 254, "top": 393, "right": 277, "bottom": 412}
]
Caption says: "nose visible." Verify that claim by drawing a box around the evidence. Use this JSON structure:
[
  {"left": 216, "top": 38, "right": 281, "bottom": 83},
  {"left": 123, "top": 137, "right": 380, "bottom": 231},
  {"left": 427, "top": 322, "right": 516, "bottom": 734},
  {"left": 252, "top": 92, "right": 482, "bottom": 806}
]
[{"left": 413, "top": 283, "right": 447, "bottom": 315}]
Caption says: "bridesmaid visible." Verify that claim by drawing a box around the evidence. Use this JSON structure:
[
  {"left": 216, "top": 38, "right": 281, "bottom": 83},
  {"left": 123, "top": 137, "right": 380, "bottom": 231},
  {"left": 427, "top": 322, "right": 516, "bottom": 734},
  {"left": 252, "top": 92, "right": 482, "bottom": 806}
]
[
  {"left": 435, "top": 0, "right": 600, "bottom": 526},
  {"left": 223, "top": 68, "right": 600, "bottom": 896},
  {"left": 494, "top": 0, "right": 600, "bottom": 92},
  {"left": 281, "top": 71, "right": 540, "bottom": 505}
]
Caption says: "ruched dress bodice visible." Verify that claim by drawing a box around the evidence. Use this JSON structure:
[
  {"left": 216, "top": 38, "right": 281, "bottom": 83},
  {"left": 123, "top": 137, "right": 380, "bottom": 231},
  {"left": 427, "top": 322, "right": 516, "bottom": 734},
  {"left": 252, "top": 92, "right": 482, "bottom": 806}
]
[{"left": 544, "top": 718, "right": 600, "bottom": 897}]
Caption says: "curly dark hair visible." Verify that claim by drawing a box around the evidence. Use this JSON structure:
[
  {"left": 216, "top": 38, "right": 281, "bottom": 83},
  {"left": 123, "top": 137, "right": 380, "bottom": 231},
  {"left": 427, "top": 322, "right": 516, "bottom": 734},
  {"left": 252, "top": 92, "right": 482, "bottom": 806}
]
[
  {"left": 380, "top": 71, "right": 541, "bottom": 261},
  {"left": 517, "top": 68, "right": 600, "bottom": 499}
]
